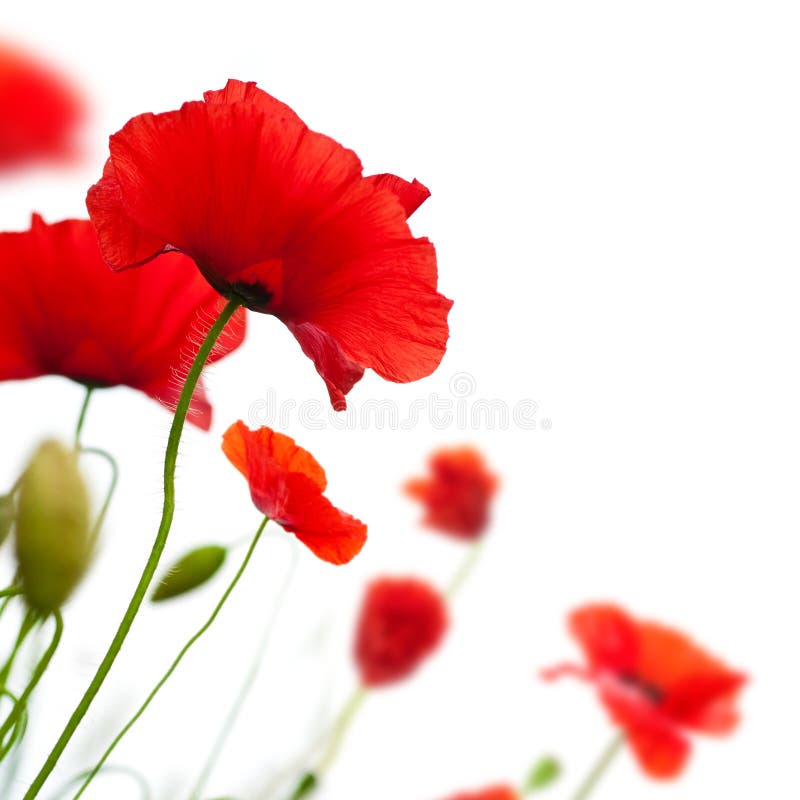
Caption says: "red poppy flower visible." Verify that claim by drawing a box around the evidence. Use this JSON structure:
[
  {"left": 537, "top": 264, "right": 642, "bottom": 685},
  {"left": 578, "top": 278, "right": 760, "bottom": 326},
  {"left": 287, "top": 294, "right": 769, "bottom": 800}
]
[
  {"left": 543, "top": 604, "right": 747, "bottom": 779},
  {"left": 0, "top": 216, "right": 245, "bottom": 429},
  {"left": 440, "top": 787, "right": 519, "bottom": 800},
  {"left": 0, "top": 42, "right": 84, "bottom": 169},
  {"left": 405, "top": 447, "right": 499, "bottom": 540},
  {"left": 354, "top": 576, "right": 448, "bottom": 687},
  {"left": 86, "top": 79, "right": 453, "bottom": 411},
  {"left": 222, "top": 421, "right": 366, "bottom": 564}
]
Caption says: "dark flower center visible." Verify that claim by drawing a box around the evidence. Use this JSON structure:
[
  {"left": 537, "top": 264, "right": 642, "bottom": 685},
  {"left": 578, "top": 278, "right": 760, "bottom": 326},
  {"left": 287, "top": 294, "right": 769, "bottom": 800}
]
[{"left": 619, "top": 672, "right": 664, "bottom": 704}]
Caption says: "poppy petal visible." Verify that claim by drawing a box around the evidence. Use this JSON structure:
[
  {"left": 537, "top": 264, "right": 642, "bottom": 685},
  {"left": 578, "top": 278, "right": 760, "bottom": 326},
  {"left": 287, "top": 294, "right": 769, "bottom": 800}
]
[
  {"left": 364, "top": 173, "right": 431, "bottom": 217},
  {"left": 569, "top": 604, "right": 639, "bottom": 676}
]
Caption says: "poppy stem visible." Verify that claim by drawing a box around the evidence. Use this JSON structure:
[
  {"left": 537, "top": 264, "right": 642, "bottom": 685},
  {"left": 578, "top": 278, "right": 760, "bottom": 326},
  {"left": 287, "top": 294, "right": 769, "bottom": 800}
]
[
  {"left": 569, "top": 733, "right": 625, "bottom": 800},
  {"left": 50, "top": 764, "right": 153, "bottom": 800},
  {"left": 0, "top": 611, "right": 63, "bottom": 760},
  {"left": 74, "top": 386, "right": 94, "bottom": 448},
  {"left": 71, "top": 514, "right": 268, "bottom": 800},
  {"left": 22, "top": 298, "right": 242, "bottom": 800},
  {"left": 78, "top": 446, "right": 119, "bottom": 547},
  {"left": 446, "top": 540, "right": 485, "bottom": 599},
  {"left": 284, "top": 686, "right": 368, "bottom": 799},
  {"left": 188, "top": 537, "right": 299, "bottom": 800}
]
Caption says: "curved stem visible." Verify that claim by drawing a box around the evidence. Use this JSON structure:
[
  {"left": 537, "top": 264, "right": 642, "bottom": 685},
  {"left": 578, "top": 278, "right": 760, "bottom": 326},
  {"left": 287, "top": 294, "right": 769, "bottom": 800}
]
[
  {"left": 74, "top": 387, "right": 94, "bottom": 448},
  {"left": 23, "top": 298, "right": 241, "bottom": 800},
  {"left": 48, "top": 765, "right": 152, "bottom": 800},
  {"left": 0, "top": 611, "right": 63, "bottom": 758},
  {"left": 569, "top": 733, "right": 625, "bottom": 800},
  {"left": 0, "top": 608, "right": 37, "bottom": 690},
  {"left": 446, "top": 540, "right": 485, "bottom": 599},
  {"left": 189, "top": 538, "right": 299, "bottom": 800},
  {"left": 78, "top": 447, "right": 120, "bottom": 547},
  {"left": 72, "top": 515, "right": 268, "bottom": 800}
]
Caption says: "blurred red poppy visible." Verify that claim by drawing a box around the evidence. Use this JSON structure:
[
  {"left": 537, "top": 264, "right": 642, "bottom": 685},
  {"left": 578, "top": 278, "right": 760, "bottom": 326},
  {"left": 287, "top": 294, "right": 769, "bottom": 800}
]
[
  {"left": 86, "top": 79, "right": 452, "bottom": 410},
  {"left": 543, "top": 604, "right": 747, "bottom": 779},
  {"left": 0, "top": 42, "right": 84, "bottom": 169},
  {"left": 222, "top": 421, "right": 366, "bottom": 564},
  {"left": 440, "top": 788, "right": 519, "bottom": 800},
  {"left": 354, "top": 576, "right": 448, "bottom": 687},
  {"left": 0, "top": 216, "right": 245, "bottom": 428},
  {"left": 405, "top": 447, "right": 499, "bottom": 540}
]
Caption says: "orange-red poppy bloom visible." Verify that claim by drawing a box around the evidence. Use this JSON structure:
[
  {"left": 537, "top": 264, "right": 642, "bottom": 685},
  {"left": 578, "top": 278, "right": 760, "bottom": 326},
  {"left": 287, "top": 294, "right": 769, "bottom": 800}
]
[
  {"left": 405, "top": 447, "right": 499, "bottom": 540},
  {"left": 354, "top": 576, "right": 448, "bottom": 687},
  {"left": 543, "top": 604, "right": 747, "bottom": 779},
  {"left": 0, "top": 42, "right": 84, "bottom": 169},
  {"left": 440, "top": 787, "right": 519, "bottom": 800},
  {"left": 0, "top": 216, "right": 245, "bottom": 428},
  {"left": 222, "top": 421, "right": 366, "bottom": 564},
  {"left": 86, "top": 79, "right": 453, "bottom": 410}
]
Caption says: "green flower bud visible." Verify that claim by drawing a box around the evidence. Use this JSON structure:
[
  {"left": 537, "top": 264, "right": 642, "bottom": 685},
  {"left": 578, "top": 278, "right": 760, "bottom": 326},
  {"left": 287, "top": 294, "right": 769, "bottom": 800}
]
[
  {"left": 0, "top": 493, "right": 14, "bottom": 547},
  {"left": 15, "top": 440, "right": 92, "bottom": 612},
  {"left": 524, "top": 755, "right": 561, "bottom": 793},
  {"left": 151, "top": 545, "right": 227, "bottom": 602}
]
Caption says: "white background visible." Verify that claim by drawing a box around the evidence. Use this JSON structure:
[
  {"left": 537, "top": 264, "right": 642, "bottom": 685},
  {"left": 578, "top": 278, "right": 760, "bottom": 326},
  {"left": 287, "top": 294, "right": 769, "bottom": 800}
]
[{"left": 0, "top": 2, "right": 797, "bottom": 799}]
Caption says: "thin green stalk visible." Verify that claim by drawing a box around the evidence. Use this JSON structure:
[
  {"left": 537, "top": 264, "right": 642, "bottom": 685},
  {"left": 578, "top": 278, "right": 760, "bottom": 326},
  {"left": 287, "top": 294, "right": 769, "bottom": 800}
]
[
  {"left": 0, "top": 611, "right": 63, "bottom": 758},
  {"left": 569, "top": 733, "right": 625, "bottom": 800},
  {"left": 446, "top": 540, "right": 485, "bottom": 599},
  {"left": 284, "top": 687, "right": 368, "bottom": 800},
  {"left": 74, "top": 387, "right": 94, "bottom": 448},
  {"left": 49, "top": 765, "right": 152, "bottom": 800},
  {"left": 23, "top": 298, "right": 241, "bottom": 800},
  {"left": 189, "top": 539, "right": 299, "bottom": 800},
  {"left": 78, "top": 447, "right": 119, "bottom": 547},
  {"left": 72, "top": 515, "right": 268, "bottom": 799},
  {"left": 0, "top": 608, "right": 37, "bottom": 690}
]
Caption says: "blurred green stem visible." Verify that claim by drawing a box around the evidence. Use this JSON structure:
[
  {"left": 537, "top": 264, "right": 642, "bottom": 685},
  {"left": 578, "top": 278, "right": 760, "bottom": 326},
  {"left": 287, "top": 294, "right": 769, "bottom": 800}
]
[
  {"left": 72, "top": 515, "right": 269, "bottom": 799},
  {"left": 446, "top": 540, "right": 485, "bottom": 599},
  {"left": 569, "top": 733, "right": 625, "bottom": 800},
  {"left": 74, "top": 387, "right": 94, "bottom": 448}
]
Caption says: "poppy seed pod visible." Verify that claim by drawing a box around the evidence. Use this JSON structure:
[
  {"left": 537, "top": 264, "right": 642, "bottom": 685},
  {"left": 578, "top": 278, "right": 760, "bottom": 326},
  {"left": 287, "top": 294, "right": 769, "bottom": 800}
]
[
  {"left": 15, "top": 440, "right": 92, "bottom": 611},
  {"left": 151, "top": 545, "right": 227, "bottom": 602},
  {"left": 0, "top": 493, "right": 14, "bottom": 547}
]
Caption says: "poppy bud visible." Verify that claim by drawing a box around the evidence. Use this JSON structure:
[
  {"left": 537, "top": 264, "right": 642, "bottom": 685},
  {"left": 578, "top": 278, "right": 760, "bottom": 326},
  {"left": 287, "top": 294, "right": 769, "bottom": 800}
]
[
  {"left": 15, "top": 440, "right": 92, "bottom": 611},
  {"left": 151, "top": 545, "right": 227, "bottom": 602},
  {"left": 0, "top": 493, "right": 14, "bottom": 547},
  {"left": 524, "top": 756, "right": 561, "bottom": 792},
  {"left": 354, "top": 577, "right": 448, "bottom": 688}
]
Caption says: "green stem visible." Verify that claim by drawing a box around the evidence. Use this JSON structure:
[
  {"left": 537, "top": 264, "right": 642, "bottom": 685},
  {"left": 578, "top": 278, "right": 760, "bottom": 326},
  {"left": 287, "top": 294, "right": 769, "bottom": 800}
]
[
  {"left": 72, "top": 515, "right": 268, "bottom": 800},
  {"left": 569, "top": 733, "right": 625, "bottom": 800},
  {"left": 189, "top": 539, "right": 299, "bottom": 800},
  {"left": 74, "top": 387, "right": 94, "bottom": 448},
  {"left": 284, "top": 687, "right": 368, "bottom": 799},
  {"left": 0, "top": 608, "right": 37, "bottom": 690},
  {"left": 446, "top": 540, "right": 485, "bottom": 599},
  {"left": 23, "top": 298, "right": 241, "bottom": 800},
  {"left": 49, "top": 765, "right": 152, "bottom": 800},
  {"left": 78, "top": 447, "right": 119, "bottom": 547},
  {"left": 0, "top": 611, "right": 63, "bottom": 759}
]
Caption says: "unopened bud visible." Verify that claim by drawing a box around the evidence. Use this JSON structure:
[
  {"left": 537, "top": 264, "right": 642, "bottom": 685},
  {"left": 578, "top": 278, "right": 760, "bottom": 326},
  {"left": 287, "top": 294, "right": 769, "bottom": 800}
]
[
  {"left": 151, "top": 545, "right": 227, "bottom": 602},
  {"left": 0, "top": 494, "right": 14, "bottom": 547},
  {"left": 15, "top": 440, "right": 92, "bottom": 611},
  {"left": 525, "top": 756, "right": 561, "bottom": 793}
]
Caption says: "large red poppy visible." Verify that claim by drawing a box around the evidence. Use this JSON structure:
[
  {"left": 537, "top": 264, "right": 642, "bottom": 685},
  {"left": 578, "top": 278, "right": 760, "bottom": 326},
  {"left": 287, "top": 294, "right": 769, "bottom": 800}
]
[
  {"left": 543, "top": 604, "right": 746, "bottom": 779},
  {"left": 0, "top": 42, "right": 84, "bottom": 169},
  {"left": 405, "top": 447, "right": 499, "bottom": 540},
  {"left": 0, "top": 216, "right": 245, "bottom": 429},
  {"left": 440, "top": 787, "right": 519, "bottom": 800},
  {"left": 222, "top": 421, "right": 366, "bottom": 564},
  {"left": 86, "top": 79, "right": 453, "bottom": 410},
  {"left": 354, "top": 576, "right": 448, "bottom": 687}
]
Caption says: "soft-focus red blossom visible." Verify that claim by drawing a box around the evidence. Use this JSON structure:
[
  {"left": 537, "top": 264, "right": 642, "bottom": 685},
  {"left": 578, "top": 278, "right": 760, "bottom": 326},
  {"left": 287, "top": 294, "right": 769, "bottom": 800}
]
[
  {"left": 354, "top": 576, "right": 448, "bottom": 687},
  {"left": 543, "top": 604, "right": 747, "bottom": 779},
  {"left": 405, "top": 447, "right": 499, "bottom": 540},
  {"left": 86, "top": 79, "right": 453, "bottom": 411},
  {"left": 0, "top": 216, "right": 245, "bottom": 429},
  {"left": 440, "top": 787, "right": 519, "bottom": 800},
  {"left": 222, "top": 421, "right": 366, "bottom": 564},
  {"left": 0, "top": 42, "right": 84, "bottom": 169}
]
